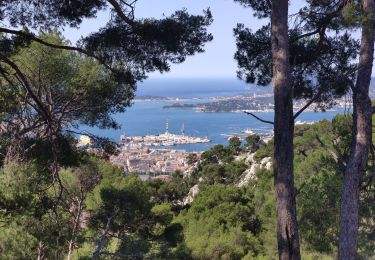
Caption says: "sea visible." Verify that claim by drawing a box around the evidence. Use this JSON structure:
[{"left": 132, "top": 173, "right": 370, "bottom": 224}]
[{"left": 77, "top": 78, "right": 346, "bottom": 151}]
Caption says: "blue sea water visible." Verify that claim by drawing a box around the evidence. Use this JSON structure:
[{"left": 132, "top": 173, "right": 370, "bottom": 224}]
[
  {"left": 136, "top": 78, "right": 271, "bottom": 98},
  {"left": 78, "top": 78, "right": 345, "bottom": 151}
]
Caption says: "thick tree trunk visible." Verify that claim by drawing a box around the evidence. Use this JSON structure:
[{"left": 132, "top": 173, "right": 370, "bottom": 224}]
[
  {"left": 271, "top": 1, "right": 301, "bottom": 259},
  {"left": 338, "top": 0, "right": 375, "bottom": 258}
]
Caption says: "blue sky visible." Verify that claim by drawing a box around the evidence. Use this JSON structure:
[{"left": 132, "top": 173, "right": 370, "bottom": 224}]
[{"left": 61, "top": 1, "right": 332, "bottom": 79}]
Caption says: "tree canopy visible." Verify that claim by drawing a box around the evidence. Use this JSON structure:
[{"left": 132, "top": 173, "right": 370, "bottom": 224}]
[
  {"left": 0, "top": 0, "right": 213, "bottom": 184},
  {"left": 234, "top": 0, "right": 359, "bottom": 110}
]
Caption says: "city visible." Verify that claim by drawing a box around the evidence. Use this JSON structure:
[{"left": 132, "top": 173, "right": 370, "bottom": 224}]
[{"left": 110, "top": 120, "right": 205, "bottom": 176}]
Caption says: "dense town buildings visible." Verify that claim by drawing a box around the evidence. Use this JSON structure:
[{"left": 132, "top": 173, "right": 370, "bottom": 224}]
[
  {"left": 111, "top": 145, "right": 198, "bottom": 174},
  {"left": 109, "top": 123, "right": 205, "bottom": 175}
]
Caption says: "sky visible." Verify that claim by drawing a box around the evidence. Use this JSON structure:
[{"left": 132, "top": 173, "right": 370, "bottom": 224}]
[
  {"left": 63, "top": 0, "right": 265, "bottom": 79},
  {"left": 62, "top": 1, "right": 352, "bottom": 80}
]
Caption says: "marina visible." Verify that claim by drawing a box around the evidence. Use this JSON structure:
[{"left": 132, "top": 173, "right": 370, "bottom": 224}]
[{"left": 120, "top": 120, "right": 210, "bottom": 147}]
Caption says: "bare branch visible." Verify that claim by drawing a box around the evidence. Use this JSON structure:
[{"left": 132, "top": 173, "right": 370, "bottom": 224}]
[
  {"left": 293, "top": 90, "right": 322, "bottom": 120},
  {"left": 0, "top": 53, "right": 51, "bottom": 122},
  {"left": 0, "top": 28, "right": 116, "bottom": 74},
  {"left": 244, "top": 111, "right": 274, "bottom": 125},
  {"left": 106, "top": 0, "right": 137, "bottom": 27},
  {"left": 292, "top": 1, "right": 349, "bottom": 44}
]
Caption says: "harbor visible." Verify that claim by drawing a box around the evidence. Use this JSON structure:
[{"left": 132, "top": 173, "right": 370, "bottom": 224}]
[
  {"left": 119, "top": 120, "right": 210, "bottom": 147},
  {"left": 108, "top": 120, "right": 207, "bottom": 174}
]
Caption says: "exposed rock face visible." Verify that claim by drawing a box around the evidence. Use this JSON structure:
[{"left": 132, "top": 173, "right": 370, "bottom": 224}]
[
  {"left": 235, "top": 152, "right": 254, "bottom": 166},
  {"left": 237, "top": 154, "right": 272, "bottom": 187},
  {"left": 182, "top": 152, "right": 272, "bottom": 204},
  {"left": 235, "top": 153, "right": 249, "bottom": 163},
  {"left": 183, "top": 184, "right": 199, "bottom": 205},
  {"left": 183, "top": 162, "right": 199, "bottom": 178},
  {"left": 260, "top": 157, "right": 272, "bottom": 170},
  {"left": 237, "top": 164, "right": 258, "bottom": 187}
]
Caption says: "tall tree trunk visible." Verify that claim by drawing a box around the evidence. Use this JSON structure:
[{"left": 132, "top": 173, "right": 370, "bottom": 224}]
[
  {"left": 67, "top": 195, "right": 84, "bottom": 260},
  {"left": 92, "top": 216, "right": 114, "bottom": 260},
  {"left": 67, "top": 240, "right": 74, "bottom": 260},
  {"left": 271, "top": 1, "right": 301, "bottom": 259},
  {"left": 36, "top": 241, "right": 45, "bottom": 260},
  {"left": 338, "top": 0, "right": 375, "bottom": 258}
]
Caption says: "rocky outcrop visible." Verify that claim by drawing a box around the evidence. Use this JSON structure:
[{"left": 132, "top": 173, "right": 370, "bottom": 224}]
[
  {"left": 183, "top": 184, "right": 199, "bottom": 205},
  {"left": 260, "top": 157, "right": 272, "bottom": 170},
  {"left": 183, "top": 161, "right": 199, "bottom": 178},
  {"left": 235, "top": 152, "right": 255, "bottom": 165},
  {"left": 237, "top": 154, "right": 272, "bottom": 187},
  {"left": 182, "top": 153, "right": 272, "bottom": 204}
]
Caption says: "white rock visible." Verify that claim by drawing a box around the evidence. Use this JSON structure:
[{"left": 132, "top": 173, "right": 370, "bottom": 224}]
[
  {"left": 183, "top": 184, "right": 199, "bottom": 205},
  {"left": 183, "top": 162, "right": 199, "bottom": 178},
  {"left": 237, "top": 163, "right": 259, "bottom": 187},
  {"left": 265, "top": 161, "right": 272, "bottom": 170},
  {"left": 246, "top": 153, "right": 256, "bottom": 165},
  {"left": 237, "top": 156, "right": 272, "bottom": 187},
  {"left": 260, "top": 157, "right": 272, "bottom": 170}
]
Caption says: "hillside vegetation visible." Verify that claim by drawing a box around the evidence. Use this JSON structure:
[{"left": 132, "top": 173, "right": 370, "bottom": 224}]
[{"left": 1, "top": 115, "right": 374, "bottom": 259}]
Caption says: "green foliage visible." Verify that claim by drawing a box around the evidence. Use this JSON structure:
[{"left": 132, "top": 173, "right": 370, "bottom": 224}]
[
  {"left": 253, "top": 139, "right": 273, "bottom": 162},
  {"left": 186, "top": 153, "right": 199, "bottom": 164},
  {"left": 198, "top": 142, "right": 249, "bottom": 185},
  {"left": 245, "top": 134, "right": 262, "bottom": 152},
  {"left": 0, "top": 162, "right": 70, "bottom": 259},
  {"left": 178, "top": 185, "right": 263, "bottom": 259},
  {"left": 151, "top": 203, "right": 174, "bottom": 237},
  {"left": 234, "top": 1, "right": 359, "bottom": 109},
  {"left": 0, "top": 2, "right": 215, "bottom": 258},
  {"left": 233, "top": 0, "right": 271, "bottom": 18},
  {"left": 88, "top": 174, "right": 152, "bottom": 219},
  {"left": 0, "top": 157, "right": 124, "bottom": 259},
  {"left": 248, "top": 115, "right": 374, "bottom": 257},
  {"left": 81, "top": 9, "right": 213, "bottom": 80},
  {"left": 248, "top": 168, "right": 277, "bottom": 258},
  {"left": 0, "top": 221, "right": 38, "bottom": 259},
  {"left": 296, "top": 151, "right": 341, "bottom": 253},
  {"left": 341, "top": 2, "right": 363, "bottom": 28},
  {"left": 200, "top": 161, "right": 247, "bottom": 185},
  {"left": 1, "top": 0, "right": 213, "bottom": 87},
  {"left": 229, "top": 136, "right": 241, "bottom": 149},
  {"left": 293, "top": 115, "right": 373, "bottom": 256},
  {"left": 147, "top": 172, "right": 191, "bottom": 205},
  {"left": 1, "top": 114, "right": 374, "bottom": 259},
  {"left": 86, "top": 171, "right": 185, "bottom": 258},
  {"left": 201, "top": 144, "right": 234, "bottom": 164},
  {"left": 2, "top": 31, "right": 130, "bottom": 129},
  {"left": 0, "top": 162, "right": 44, "bottom": 213}
]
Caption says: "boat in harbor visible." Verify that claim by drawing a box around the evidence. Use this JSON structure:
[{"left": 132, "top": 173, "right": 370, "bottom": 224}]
[
  {"left": 120, "top": 119, "right": 211, "bottom": 147},
  {"left": 242, "top": 128, "right": 255, "bottom": 135}
]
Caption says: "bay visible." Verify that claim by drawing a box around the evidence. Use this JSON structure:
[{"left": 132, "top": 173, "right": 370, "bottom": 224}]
[
  {"left": 78, "top": 100, "right": 344, "bottom": 151},
  {"left": 77, "top": 78, "right": 346, "bottom": 151}
]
